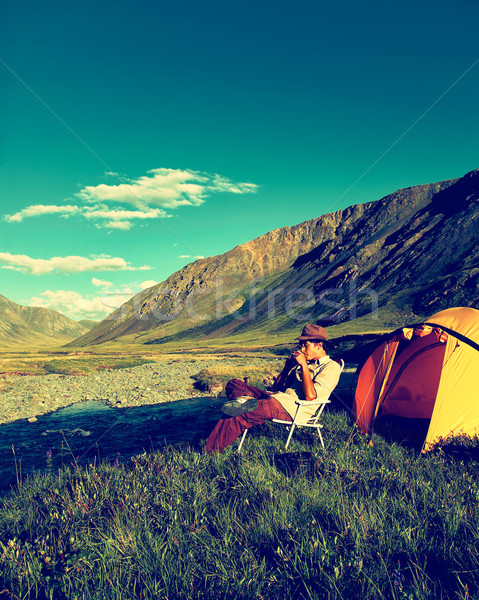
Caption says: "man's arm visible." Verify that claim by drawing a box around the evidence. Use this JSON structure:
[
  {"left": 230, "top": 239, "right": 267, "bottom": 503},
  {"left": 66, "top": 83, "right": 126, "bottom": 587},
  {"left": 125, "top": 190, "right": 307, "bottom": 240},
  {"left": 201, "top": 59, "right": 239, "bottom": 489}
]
[
  {"left": 271, "top": 356, "right": 296, "bottom": 392},
  {"left": 292, "top": 350, "right": 317, "bottom": 401}
]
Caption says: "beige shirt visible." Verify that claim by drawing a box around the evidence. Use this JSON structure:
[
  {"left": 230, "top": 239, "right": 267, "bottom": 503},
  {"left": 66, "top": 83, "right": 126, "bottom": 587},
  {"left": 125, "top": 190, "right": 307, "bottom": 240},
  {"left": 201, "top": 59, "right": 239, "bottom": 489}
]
[{"left": 271, "top": 355, "right": 342, "bottom": 419}]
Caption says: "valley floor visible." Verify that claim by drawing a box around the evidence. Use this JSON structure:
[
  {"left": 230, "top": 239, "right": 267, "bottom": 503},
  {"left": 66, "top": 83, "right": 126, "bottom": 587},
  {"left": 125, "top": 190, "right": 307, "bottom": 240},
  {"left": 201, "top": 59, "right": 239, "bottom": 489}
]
[{"left": 0, "top": 356, "right": 284, "bottom": 425}]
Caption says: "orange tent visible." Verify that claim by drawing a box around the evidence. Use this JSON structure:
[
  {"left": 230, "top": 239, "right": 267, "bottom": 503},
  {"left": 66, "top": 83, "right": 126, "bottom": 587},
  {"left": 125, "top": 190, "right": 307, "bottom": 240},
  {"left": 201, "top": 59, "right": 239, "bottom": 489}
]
[{"left": 352, "top": 307, "right": 479, "bottom": 450}]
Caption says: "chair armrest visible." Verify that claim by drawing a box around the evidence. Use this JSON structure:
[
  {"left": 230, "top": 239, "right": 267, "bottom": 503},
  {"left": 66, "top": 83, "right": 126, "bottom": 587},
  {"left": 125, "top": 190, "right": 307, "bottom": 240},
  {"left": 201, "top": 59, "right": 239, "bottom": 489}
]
[{"left": 295, "top": 398, "right": 331, "bottom": 406}]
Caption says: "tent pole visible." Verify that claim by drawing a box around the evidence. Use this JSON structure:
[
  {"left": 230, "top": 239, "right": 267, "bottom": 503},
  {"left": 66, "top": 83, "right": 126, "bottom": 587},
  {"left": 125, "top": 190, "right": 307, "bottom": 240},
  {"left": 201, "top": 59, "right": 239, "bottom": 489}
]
[{"left": 368, "top": 341, "right": 399, "bottom": 443}]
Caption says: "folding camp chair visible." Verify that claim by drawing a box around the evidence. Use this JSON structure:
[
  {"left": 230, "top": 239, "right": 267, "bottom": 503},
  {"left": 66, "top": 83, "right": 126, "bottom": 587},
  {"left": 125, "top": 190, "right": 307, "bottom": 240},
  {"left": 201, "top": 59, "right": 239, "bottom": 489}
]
[{"left": 237, "top": 359, "right": 344, "bottom": 453}]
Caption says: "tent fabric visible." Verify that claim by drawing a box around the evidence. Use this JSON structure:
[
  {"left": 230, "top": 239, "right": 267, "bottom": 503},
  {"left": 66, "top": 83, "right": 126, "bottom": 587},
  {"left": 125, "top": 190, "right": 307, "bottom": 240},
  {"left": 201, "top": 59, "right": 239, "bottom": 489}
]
[
  {"left": 354, "top": 337, "right": 399, "bottom": 436},
  {"left": 352, "top": 307, "right": 479, "bottom": 450},
  {"left": 380, "top": 337, "right": 446, "bottom": 420},
  {"left": 424, "top": 307, "right": 479, "bottom": 346},
  {"left": 423, "top": 307, "right": 479, "bottom": 448}
]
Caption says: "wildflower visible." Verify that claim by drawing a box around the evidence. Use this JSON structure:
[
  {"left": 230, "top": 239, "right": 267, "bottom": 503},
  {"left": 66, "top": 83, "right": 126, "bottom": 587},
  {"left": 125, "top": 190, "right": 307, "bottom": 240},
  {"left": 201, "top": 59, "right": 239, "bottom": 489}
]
[{"left": 392, "top": 569, "right": 405, "bottom": 587}]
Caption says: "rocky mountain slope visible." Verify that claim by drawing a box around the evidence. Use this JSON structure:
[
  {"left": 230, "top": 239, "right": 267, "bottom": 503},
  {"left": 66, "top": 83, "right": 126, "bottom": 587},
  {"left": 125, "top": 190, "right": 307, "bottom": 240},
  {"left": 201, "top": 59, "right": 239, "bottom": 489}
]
[
  {"left": 72, "top": 168, "right": 479, "bottom": 346},
  {"left": 0, "top": 295, "right": 90, "bottom": 347}
]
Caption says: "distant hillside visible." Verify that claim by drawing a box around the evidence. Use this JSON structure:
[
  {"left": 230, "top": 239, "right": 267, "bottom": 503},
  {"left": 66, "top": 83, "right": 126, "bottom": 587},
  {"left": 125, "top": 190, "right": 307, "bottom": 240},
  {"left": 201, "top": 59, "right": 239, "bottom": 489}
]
[
  {"left": 0, "top": 295, "right": 90, "bottom": 348},
  {"left": 71, "top": 167, "right": 479, "bottom": 347},
  {"left": 78, "top": 319, "right": 100, "bottom": 331}
]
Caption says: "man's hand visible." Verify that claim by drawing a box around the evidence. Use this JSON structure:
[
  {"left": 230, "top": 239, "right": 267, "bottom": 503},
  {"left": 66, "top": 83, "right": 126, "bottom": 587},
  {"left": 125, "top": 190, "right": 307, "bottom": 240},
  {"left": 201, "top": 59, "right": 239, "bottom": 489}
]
[
  {"left": 292, "top": 350, "right": 317, "bottom": 401},
  {"left": 292, "top": 349, "right": 308, "bottom": 368}
]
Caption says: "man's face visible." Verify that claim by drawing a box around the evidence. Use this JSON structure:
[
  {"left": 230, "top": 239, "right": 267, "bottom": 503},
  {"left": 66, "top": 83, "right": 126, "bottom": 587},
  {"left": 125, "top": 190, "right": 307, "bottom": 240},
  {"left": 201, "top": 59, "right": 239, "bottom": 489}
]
[{"left": 299, "top": 340, "right": 322, "bottom": 359}]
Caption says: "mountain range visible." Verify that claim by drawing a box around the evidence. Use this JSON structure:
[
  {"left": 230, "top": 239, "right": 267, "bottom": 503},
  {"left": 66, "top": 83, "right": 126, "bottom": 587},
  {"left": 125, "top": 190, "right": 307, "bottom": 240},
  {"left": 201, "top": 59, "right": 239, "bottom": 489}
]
[
  {"left": 69, "top": 167, "right": 479, "bottom": 347},
  {"left": 0, "top": 295, "right": 95, "bottom": 348}
]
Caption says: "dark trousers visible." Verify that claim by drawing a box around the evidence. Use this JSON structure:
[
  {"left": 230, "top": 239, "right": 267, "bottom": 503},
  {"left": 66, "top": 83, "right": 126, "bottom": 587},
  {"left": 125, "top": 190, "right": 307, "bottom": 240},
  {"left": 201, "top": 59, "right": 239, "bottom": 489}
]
[{"left": 205, "top": 379, "right": 290, "bottom": 455}]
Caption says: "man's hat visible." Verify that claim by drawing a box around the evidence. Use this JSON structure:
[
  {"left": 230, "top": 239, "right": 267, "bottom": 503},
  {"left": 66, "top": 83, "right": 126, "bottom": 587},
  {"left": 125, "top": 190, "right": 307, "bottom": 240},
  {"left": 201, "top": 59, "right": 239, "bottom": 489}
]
[{"left": 297, "top": 324, "right": 328, "bottom": 342}]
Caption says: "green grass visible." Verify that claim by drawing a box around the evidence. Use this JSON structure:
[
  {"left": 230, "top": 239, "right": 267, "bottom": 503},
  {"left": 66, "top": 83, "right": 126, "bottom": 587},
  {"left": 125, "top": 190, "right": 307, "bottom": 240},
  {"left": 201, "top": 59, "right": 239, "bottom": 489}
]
[
  {"left": 38, "top": 356, "right": 154, "bottom": 375},
  {"left": 1, "top": 413, "right": 478, "bottom": 599},
  {"left": 0, "top": 352, "right": 155, "bottom": 376},
  {"left": 192, "top": 362, "right": 282, "bottom": 392}
]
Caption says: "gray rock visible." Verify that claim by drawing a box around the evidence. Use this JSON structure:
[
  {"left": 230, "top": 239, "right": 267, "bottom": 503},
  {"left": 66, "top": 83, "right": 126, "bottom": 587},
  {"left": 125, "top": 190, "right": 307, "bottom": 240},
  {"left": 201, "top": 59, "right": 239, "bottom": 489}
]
[{"left": 0, "top": 357, "right": 282, "bottom": 424}]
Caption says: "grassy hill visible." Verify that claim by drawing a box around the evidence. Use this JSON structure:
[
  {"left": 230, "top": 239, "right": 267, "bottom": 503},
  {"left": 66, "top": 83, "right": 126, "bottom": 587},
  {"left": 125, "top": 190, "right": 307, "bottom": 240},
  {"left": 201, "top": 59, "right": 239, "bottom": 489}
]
[
  {"left": 0, "top": 294, "right": 90, "bottom": 349},
  {"left": 1, "top": 413, "right": 478, "bottom": 599}
]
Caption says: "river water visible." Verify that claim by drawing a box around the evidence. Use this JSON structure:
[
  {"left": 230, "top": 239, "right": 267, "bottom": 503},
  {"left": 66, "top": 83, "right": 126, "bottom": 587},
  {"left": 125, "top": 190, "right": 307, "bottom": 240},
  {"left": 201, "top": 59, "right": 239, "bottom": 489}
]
[{"left": 0, "top": 397, "right": 225, "bottom": 495}]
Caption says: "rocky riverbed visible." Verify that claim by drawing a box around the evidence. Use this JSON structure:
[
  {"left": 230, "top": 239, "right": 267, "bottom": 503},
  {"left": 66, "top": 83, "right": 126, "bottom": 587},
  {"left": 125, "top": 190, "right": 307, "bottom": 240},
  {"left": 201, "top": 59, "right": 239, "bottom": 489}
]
[{"left": 0, "top": 357, "right": 282, "bottom": 425}]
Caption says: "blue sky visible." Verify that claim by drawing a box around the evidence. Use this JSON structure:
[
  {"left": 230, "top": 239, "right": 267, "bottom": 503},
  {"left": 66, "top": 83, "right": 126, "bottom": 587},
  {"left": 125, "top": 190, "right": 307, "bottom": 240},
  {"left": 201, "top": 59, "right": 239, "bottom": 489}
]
[{"left": 1, "top": 0, "right": 478, "bottom": 321}]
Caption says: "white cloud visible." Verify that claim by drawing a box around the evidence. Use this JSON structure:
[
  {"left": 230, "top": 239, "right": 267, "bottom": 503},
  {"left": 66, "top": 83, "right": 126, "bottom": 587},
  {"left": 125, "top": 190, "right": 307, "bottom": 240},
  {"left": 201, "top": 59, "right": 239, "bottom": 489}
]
[
  {"left": 139, "top": 280, "right": 157, "bottom": 290},
  {"left": 30, "top": 290, "right": 111, "bottom": 320},
  {"left": 83, "top": 206, "right": 168, "bottom": 223},
  {"left": 76, "top": 168, "right": 258, "bottom": 211},
  {"left": 6, "top": 204, "right": 166, "bottom": 231},
  {"left": 92, "top": 277, "right": 114, "bottom": 288},
  {"left": 178, "top": 254, "right": 204, "bottom": 259},
  {"left": 0, "top": 252, "right": 151, "bottom": 275},
  {"left": 5, "top": 204, "right": 80, "bottom": 223},
  {"left": 4, "top": 168, "right": 258, "bottom": 231},
  {"left": 0, "top": 265, "right": 23, "bottom": 272},
  {"left": 29, "top": 279, "right": 154, "bottom": 320},
  {"left": 104, "top": 220, "right": 132, "bottom": 230},
  {"left": 87, "top": 206, "right": 172, "bottom": 229}
]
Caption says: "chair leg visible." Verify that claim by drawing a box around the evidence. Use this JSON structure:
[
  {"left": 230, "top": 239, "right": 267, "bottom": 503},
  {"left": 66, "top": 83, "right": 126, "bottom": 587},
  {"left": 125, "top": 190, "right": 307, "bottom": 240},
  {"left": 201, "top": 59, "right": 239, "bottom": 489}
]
[
  {"left": 284, "top": 423, "right": 297, "bottom": 450},
  {"left": 317, "top": 427, "right": 325, "bottom": 449},
  {"left": 237, "top": 429, "right": 248, "bottom": 453}
]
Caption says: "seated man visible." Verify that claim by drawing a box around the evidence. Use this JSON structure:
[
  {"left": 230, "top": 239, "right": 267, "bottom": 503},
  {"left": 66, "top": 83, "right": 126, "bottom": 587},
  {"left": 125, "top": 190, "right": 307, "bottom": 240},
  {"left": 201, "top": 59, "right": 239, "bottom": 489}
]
[{"left": 205, "top": 324, "right": 342, "bottom": 454}]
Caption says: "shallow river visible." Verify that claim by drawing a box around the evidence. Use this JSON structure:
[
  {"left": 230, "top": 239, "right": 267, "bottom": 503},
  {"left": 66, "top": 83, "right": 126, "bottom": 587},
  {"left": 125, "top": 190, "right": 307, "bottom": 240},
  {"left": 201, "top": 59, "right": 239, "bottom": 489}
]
[{"left": 0, "top": 397, "right": 225, "bottom": 495}]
